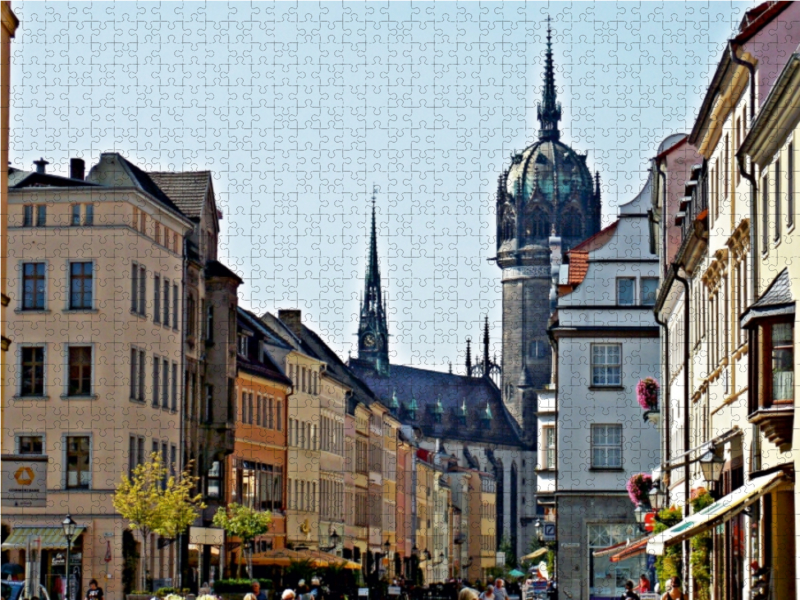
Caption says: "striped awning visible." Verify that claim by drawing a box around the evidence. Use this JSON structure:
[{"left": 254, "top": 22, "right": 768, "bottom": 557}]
[{"left": 1, "top": 526, "right": 86, "bottom": 550}]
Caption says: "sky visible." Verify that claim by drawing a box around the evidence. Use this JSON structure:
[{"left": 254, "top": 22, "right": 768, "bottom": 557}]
[{"left": 11, "top": 1, "right": 753, "bottom": 371}]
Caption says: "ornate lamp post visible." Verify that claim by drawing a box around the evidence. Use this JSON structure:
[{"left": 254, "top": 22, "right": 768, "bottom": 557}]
[{"left": 62, "top": 515, "right": 78, "bottom": 600}]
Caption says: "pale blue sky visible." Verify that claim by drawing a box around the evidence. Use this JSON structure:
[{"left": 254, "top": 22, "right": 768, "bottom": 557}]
[{"left": 11, "top": 1, "right": 751, "bottom": 370}]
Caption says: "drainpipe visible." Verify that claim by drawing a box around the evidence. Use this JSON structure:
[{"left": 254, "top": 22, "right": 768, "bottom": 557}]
[
  {"left": 178, "top": 233, "right": 188, "bottom": 589},
  {"left": 730, "top": 40, "right": 758, "bottom": 301},
  {"left": 673, "top": 267, "right": 691, "bottom": 577},
  {"left": 655, "top": 164, "right": 671, "bottom": 505}
]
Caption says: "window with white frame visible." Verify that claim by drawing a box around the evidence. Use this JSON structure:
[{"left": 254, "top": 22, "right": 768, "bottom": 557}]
[
  {"left": 542, "top": 425, "right": 556, "bottom": 470},
  {"left": 591, "top": 343, "right": 621, "bottom": 386},
  {"left": 640, "top": 278, "right": 659, "bottom": 306},
  {"left": 65, "top": 435, "right": 91, "bottom": 489},
  {"left": 591, "top": 424, "right": 622, "bottom": 469}
]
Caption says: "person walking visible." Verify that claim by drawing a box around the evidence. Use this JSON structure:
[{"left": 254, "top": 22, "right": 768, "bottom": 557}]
[
  {"left": 660, "top": 578, "right": 687, "bottom": 600},
  {"left": 636, "top": 575, "right": 650, "bottom": 594},
  {"left": 478, "top": 585, "right": 494, "bottom": 600},
  {"left": 620, "top": 581, "right": 639, "bottom": 600},
  {"left": 252, "top": 581, "right": 268, "bottom": 600},
  {"left": 85, "top": 580, "right": 104, "bottom": 600},
  {"left": 492, "top": 580, "right": 507, "bottom": 600}
]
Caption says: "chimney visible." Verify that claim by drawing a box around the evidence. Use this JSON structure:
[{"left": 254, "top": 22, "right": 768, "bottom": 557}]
[
  {"left": 70, "top": 158, "right": 85, "bottom": 181},
  {"left": 33, "top": 158, "right": 49, "bottom": 174},
  {"left": 278, "top": 309, "right": 303, "bottom": 336}
]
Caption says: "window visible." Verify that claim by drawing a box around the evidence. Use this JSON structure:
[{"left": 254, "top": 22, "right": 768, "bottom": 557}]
[
  {"left": 19, "top": 435, "right": 43, "bottom": 455},
  {"left": 187, "top": 294, "right": 196, "bottom": 337},
  {"left": 153, "top": 356, "right": 160, "bottom": 407},
  {"left": 616, "top": 278, "right": 635, "bottom": 306},
  {"left": 163, "top": 278, "right": 170, "bottom": 326},
  {"left": 762, "top": 174, "right": 769, "bottom": 253},
  {"left": 23, "top": 204, "right": 33, "bottom": 226},
  {"left": 72, "top": 204, "right": 82, "bottom": 226},
  {"left": 131, "top": 263, "right": 146, "bottom": 316},
  {"left": 128, "top": 436, "right": 145, "bottom": 475},
  {"left": 172, "top": 284, "right": 179, "bottom": 330},
  {"left": 23, "top": 204, "right": 46, "bottom": 227},
  {"left": 66, "top": 435, "right": 91, "bottom": 489},
  {"left": 640, "top": 278, "right": 659, "bottom": 306},
  {"left": 130, "top": 346, "right": 146, "bottom": 402},
  {"left": 85, "top": 204, "right": 94, "bottom": 225},
  {"left": 529, "top": 340, "right": 547, "bottom": 359},
  {"left": 276, "top": 400, "right": 282, "bottom": 431},
  {"left": 591, "top": 344, "right": 621, "bottom": 387},
  {"left": 775, "top": 159, "right": 781, "bottom": 241},
  {"left": 543, "top": 426, "right": 556, "bottom": 470},
  {"left": 162, "top": 358, "right": 169, "bottom": 408},
  {"left": 70, "top": 204, "right": 93, "bottom": 226},
  {"left": 22, "top": 262, "right": 46, "bottom": 310},
  {"left": 171, "top": 362, "right": 178, "bottom": 411},
  {"left": 238, "top": 334, "right": 248, "bottom": 356},
  {"left": 155, "top": 223, "right": 161, "bottom": 246},
  {"left": 789, "top": 143, "right": 794, "bottom": 229},
  {"left": 207, "top": 460, "right": 221, "bottom": 498},
  {"left": 154, "top": 275, "right": 161, "bottom": 323},
  {"left": 68, "top": 346, "right": 92, "bottom": 396},
  {"left": 206, "top": 305, "right": 214, "bottom": 342},
  {"left": 256, "top": 394, "right": 262, "bottom": 427},
  {"left": 205, "top": 385, "right": 213, "bottom": 423},
  {"left": 769, "top": 322, "right": 793, "bottom": 403},
  {"left": 69, "top": 262, "right": 93, "bottom": 309},
  {"left": 20, "top": 346, "right": 45, "bottom": 396},
  {"left": 591, "top": 425, "right": 622, "bottom": 469}
]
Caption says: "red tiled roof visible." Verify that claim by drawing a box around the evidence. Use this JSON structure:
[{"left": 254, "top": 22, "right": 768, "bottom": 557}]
[
  {"left": 561, "top": 221, "right": 619, "bottom": 289},
  {"left": 566, "top": 251, "right": 589, "bottom": 285}
]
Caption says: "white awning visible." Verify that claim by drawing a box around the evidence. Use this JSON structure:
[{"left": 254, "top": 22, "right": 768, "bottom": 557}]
[{"left": 647, "top": 471, "right": 787, "bottom": 556}]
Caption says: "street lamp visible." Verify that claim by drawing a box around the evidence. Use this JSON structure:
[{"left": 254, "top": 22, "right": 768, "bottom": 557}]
[
  {"left": 634, "top": 502, "right": 651, "bottom": 534},
  {"left": 534, "top": 519, "right": 543, "bottom": 542},
  {"left": 423, "top": 549, "right": 431, "bottom": 561},
  {"left": 649, "top": 479, "right": 666, "bottom": 512},
  {"left": 322, "top": 530, "right": 340, "bottom": 552},
  {"left": 699, "top": 446, "right": 725, "bottom": 484},
  {"left": 62, "top": 515, "right": 78, "bottom": 600}
]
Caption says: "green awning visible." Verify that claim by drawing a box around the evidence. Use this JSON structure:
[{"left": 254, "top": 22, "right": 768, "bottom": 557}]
[{"left": 1, "top": 526, "right": 86, "bottom": 550}]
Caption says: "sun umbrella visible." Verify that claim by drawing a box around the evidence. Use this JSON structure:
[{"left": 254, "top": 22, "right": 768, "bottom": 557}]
[
  {"left": 521, "top": 548, "right": 548, "bottom": 561},
  {"left": 508, "top": 569, "right": 525, "bottom": 578}
]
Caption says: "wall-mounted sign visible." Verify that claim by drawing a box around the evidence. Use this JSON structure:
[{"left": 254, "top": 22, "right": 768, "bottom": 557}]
[{"left": 1, "top": 455, "right": 47, "bottom": 507}]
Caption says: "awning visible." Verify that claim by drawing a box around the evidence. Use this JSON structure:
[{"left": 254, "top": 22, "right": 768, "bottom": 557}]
[
  {"left": 1, "top": 526, "right": 86, "bottom": 550},
  {"left": 521, "top": 547, "right": 548, "bottom": 561},
  {"left": 592, "top": 540, "right": 629, "bottom": 558},
  {"left": 647, "top": 471, "right": 787, "bottom": 556},
  {"left": 249, "top": 548, "right": 361, "bottom": 569},
  {"left": 609, "top": 536, "right": 650, "bottom": 563}
]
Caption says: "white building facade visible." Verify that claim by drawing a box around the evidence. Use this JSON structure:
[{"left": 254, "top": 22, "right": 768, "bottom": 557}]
[{"left": 549, "top": 176, "right": 662, "bottom": 600}]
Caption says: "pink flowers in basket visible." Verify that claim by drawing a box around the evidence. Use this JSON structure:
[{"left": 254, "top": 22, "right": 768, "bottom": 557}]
[
  {"left": 626, "top": 472, "right": 653, "bottom": 505},
  {"left": 636, "top": 377, "right": 659, "bottom": 410}
]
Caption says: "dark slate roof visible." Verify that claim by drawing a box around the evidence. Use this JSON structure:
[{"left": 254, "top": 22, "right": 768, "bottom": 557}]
[
  {"left": 115, "top": 155, "right": 186, "bottom": 216},
  {"left": 149, "top": 171, "right": 211, "bottom": 220},
  {"left": 8, "top": 168, "right": 100, "bottom": 189},
  {"left": 236, "top": 307, "right": 293, "bottom": 387},
  {"left": 753, "top": 267, "right": 792, "bottom": 308},
  {"left": 205, "top": 259, "right": 244, "bottom": 284},
  {"left": 349, "top": 362, "right": 526, "bottom": 447}
]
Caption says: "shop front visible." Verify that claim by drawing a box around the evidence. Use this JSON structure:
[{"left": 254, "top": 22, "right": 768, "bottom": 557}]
[
  {"left": 1, "top": 526, "right": 86, "bottom": 600},
  {"left": 587, "top": 524, "right": 645, "bottom": 600}
]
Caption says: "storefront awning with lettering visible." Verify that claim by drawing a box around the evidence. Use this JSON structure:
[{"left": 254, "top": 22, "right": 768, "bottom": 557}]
[
  {"left": 1, "top": 526, "right": 86, "bottom": 550},
  {"left": 647, "top": 471, "right": 787, "bottom": 556}
]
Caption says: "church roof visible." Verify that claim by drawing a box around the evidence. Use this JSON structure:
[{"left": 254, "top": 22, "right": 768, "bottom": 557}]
[{"left": 349, "top": 362, "right": 526, "bottom": 447}]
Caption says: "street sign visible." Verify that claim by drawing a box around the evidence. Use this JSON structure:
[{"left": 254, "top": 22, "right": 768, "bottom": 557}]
[
  {"left": 542, "top": 522, "right": 556, "bottom": 542},
  {"left": 388, "top": 587, "right": 401, "bottom": 596},
  {"left": 189, "top": 526, "right": 224, "bottom": 546},
  {"left": 1, "top": 455, "right": 47, "bottom": 507}
]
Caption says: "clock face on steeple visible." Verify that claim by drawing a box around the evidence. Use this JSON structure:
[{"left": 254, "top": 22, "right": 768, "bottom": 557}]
[{"left": 363, "top": 333, "right": 376, "bottom": 347}]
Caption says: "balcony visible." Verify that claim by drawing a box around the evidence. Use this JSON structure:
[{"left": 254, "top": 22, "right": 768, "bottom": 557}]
[{"left": 749, "top": 404, "right": 794, "bottom": 448}]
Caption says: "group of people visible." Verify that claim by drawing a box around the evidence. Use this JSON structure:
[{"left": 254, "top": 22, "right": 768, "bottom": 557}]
[
  {"left": 245, "top": 579, "right": 324, "bottom": 600},
  {"left": 621, "top": 575, "right": 687, "bottom": 600}
]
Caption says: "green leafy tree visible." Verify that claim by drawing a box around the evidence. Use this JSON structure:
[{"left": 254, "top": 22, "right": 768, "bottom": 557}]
[
  {"left": 113, "top": 452, "right": 205, "bottom": 590},
  {"left": 653, "top": 505, "right": 683, "bottom": 590},
  {"left": 689, "top": 490, "right": 715, "bottom": 600},
  {"left": 212, "top": 502, "right": 273, "bottom": 578},
  {"left": 498, "top": 535, "right": 517, "bottom": 569}
]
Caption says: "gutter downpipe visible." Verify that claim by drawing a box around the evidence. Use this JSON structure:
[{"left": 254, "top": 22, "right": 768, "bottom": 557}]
[
  {"left": 674, "top": 267, "right": 691, "bottom": 578},
  {"left": 730, "top": 40, "right": 758, "bottom": 302},
  {"left": 655, "top": 164, "right": 671, "bottom": 506}
]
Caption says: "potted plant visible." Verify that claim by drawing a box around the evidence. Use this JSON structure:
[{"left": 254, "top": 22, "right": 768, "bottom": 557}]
[
  {"left": 626, "top": 473, "right": 653, "bottom": 506},
  {"left": 636, "top": 377, "right": 660, "bottom": 424}
]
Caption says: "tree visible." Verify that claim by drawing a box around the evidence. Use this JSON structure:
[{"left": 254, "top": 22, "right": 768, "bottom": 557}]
[
  {"left": 212, "top": 503, "right": 272, "bottom": 578},
  {"left": 113, "top": 452, "right": 205, "bottom": 590}
]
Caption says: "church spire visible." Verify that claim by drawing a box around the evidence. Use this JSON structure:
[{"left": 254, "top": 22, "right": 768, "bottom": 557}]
[
  {"left": 466, "top": 337, "right": 473, "bottom": 377},
  {"left": 357, "top": 185, "right": 390, "bottom": 375},
  {"left": 483, "top": 316, "right": 490, "bottom": 375},
  {"left": 537, "top": 16, "right": 562, "bottom": 141}
]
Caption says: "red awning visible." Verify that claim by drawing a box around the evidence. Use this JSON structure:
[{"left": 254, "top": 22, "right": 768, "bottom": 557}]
[{"left": 610, "top": 536, "right": 651, "bottom": 563}]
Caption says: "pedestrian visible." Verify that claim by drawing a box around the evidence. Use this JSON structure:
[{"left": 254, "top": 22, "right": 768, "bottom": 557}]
[
  {"left": 282, "top": 591, "right": 297, "bottom": 600},
  {"left": 85, "top": 579, "right": 104, "bottom": 600},
  {"left": 244, "top": 594, "right": 258, "bottom": 600},
  {"left": 620, "top": 580, "right": 639, "bottom": 600},
  {"left": 660, "top": 577, "right": 687, "bottom": 600},
  {"left": 492, "top": 580, "right": 507, "bottom": 600},
  {"left": 252, "top": 582, "right": 268, "bottom": 600},
  {"left": 310, "top": 578, "right": 323, "bottom": 600},
  {"left": 636, "top": 574, "right": 650, "bottom": 594},
  {"left": 458, "top": 588, "right": 479, "bottom": 600},
  {"left": 478, "top": 585, "right": 494, "bottom": 600}
]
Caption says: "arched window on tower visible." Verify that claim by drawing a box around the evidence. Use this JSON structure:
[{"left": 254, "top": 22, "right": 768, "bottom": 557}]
[
  {"left": 500, "top": 207, "right": 515, "bottom": 242},
  {"left": 561, "top": 207, "right": 583, "bottom": 239},
  {"left": 529, "top": 207, "right": 549, "bottom": 239}
]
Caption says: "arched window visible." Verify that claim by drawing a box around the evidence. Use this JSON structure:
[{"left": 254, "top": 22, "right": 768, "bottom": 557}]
[
  {"left": 561, "top": 208, "right": 583, "bottom": 239},
  {"left": 529, "top": 207, "right": 549, "bottom": 239},
  {"left": 500, "top": 207, "right": 515, "bottom": 241}
]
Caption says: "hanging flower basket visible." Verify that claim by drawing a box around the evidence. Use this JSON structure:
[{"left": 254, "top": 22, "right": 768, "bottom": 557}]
[
  {"left": 626, "top": 473, "right": 653, "bottom": 505},
  {"left": 636, "top": 377, "right": 660, "bottom": 410}
]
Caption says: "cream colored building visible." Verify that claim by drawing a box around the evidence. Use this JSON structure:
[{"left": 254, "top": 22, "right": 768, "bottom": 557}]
[{"left": 1, "top": 154, "right": 194, "bottom": 600}]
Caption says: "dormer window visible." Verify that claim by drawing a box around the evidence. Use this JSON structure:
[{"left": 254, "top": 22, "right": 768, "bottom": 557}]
[{"left": 237, "top": 333, "right": 249, "bottom": 357}]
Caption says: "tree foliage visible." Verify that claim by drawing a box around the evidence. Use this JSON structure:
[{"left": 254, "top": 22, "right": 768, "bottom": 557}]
[
  {"left": 212, "top": 503, "right": 272, "bottom": 578},
  {"left": 113, "top": 452, "right": 205, "bottom": 590},
  {"left": 689, "top": 490, "right": 715, "bottom": 600},
  {"left": 653, "top": 505, "right": 683, "bottom": 590}
]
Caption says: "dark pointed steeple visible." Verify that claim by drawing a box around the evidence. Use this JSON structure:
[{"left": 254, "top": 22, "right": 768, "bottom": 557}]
[
  {"left": 537, "top": 16, "right": 562, "bottom": 141},
  {"left": 357, "top": 185, "right": 390, "bottom": 375},
  {"left": 483, "top": 316, "right": 490, "bottom": 375},
  {"left": 465, "top": 337, "right": 473, "bottom": 377}
]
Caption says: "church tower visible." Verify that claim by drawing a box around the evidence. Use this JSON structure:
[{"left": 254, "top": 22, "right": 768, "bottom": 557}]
[
  {"left": 357, "top": 188, "right": 390, "bottom": 375},
  {"left": 496, "top": 19, "right": 602, "bottom": 435}
]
